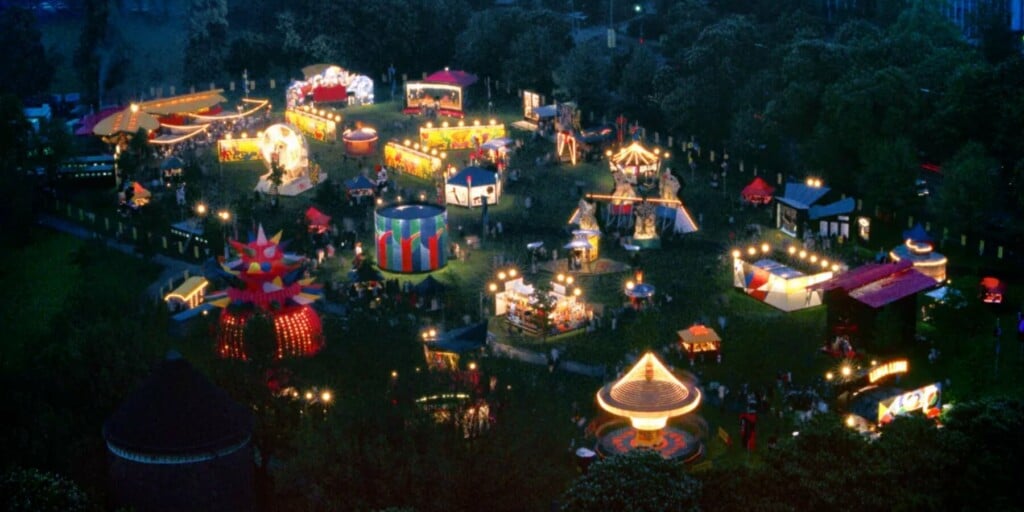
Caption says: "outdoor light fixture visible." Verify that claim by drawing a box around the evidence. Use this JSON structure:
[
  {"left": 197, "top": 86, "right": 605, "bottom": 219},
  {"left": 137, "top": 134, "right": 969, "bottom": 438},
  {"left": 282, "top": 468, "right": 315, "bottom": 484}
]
[
  {"left": 788, "top": 246, "right": 797, "bottom": 255},
  {"left": 761, "top": 243, "right": 770, "bottom": 253},
  {"left": 468, "top": 362, "right": 477, "bottom": 371},
  {"left": 196, "top": 203, "right": 207, "bottom": 215},
  {"left": 391, "top": 370, "right": 398, "bottom": 378},
  {"left": 747, "top": 247, "right": 757, "bottom": 256},
  {"left": 626, "top": 281, "right": 635, "bottom": 290},
  {"left": 566, "top": 276, "right": 574, "bottom": 285},
  {"left": 841, "top": 366, "right": 852, "bottom": 377},
  {"left": 498, "top": 271, "right": 507, "bottom": 280},
  {"left": 825, "top": 371, "right": 834, "bottom": 381},
  {"left": 305, "top": 391, "right": 314, "bottom": 401},
  {"left": 321, "top": 391, "right": 332, "bottom": 403},
  {"left": 799, "top": 250, "right": 807, "bottom": 259},
  {"left": 732, "top": 250, "right": 741, "bottom": 258},
  {"left": 489, "top": 283, "right": 498, "bottom": 292},
  {"left": 574, "top": 288, "right": 582, "bottom": 297},
  {"left": 846, "top": 415, "right": 856, "bottom": 428},
  {"left": 810, "top": 255, "right": 818, "bottom": 263},
  {"left": 509, "top": 269, "right": 518, "bottom": 278}
]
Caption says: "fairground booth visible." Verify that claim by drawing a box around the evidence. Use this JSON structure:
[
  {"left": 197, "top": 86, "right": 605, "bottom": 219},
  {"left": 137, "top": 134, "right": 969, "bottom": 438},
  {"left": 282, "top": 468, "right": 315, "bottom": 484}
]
[
  {"left": 490, "top": 271, "right": 591, "bottom": 338},
  {"left": 164, "top": 276, "right": 209, "bottom": 313},
  {"left": 405, "top": 68, "right": 478, "bottom": 118},
  {"left": 344, "top": 174, "right": 376, "bottom": 200},
  {"left": 285, "top": 105, "right": 342, "bottom": 142},
  {"left": 287, "top": 64, "right": 374, "bottom": 108},
  {"left": 384, "top": 140, "right": 446, "bottom": 181},
  {"left": 774, "top": 179, "right": 856, "bottom": 240},
  {"left": 374, "top": 203, "right": 448, "bottom": 273},
  {"left": 305, "top": 207, "right": 331, "bottom": 234},
  {"left": 624, "top": 273, "right": 656, "bottom": 311},
  {"left": 811, "top": 260, "right": 936, "bottom": 356},
  {"left": 888, "top": 223, "right": 947, "bottom": 283},
  {"left": 553, "top": 102, "right": 616, "bottom": 165},
  {"left": 420, "top": 322, "right": 488, "bottom": 372},
  {"left": 419, "top": 119, "right": 506, "bottom": 151},
  {"left": 445, "top": 166, "right": 501, "bottom": 207},
  {"left": 842, "top": 363, "right": 942, "bottom": 436},
  {"left": 677, "top": 324, "right": 722, "bottom": 361},
  {"left": 980, "top": 276, "right": 1006, "bottom": 304},
  {"left": 731, "top": 242, "right": 844, "bottom": 312},
  {"left": 740, "top": 176, "right": 776, "bottom": 206}
]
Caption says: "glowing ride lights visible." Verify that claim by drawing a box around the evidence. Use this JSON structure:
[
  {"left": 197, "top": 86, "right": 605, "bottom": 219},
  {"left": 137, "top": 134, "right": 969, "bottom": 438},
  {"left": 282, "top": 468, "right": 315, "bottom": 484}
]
[
  {"left": 285, "top": 105, "right": 342, "bottom": 142},
  {"left": 888, "top": 224, "right": 947, "bottom": 282},
  {"left": 418, "top": 119, "right": 506, "bottom": 150},
  {"left": 595, "top": 352, "right": 704, "bottom": 460},
  {"left": 200, "top": 226, "right": 325, "bottom": 360}
]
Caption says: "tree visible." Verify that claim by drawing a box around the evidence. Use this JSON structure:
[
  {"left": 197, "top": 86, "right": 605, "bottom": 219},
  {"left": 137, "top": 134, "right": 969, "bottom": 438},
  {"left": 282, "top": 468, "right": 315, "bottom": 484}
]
[
  {"left": 561, "top": 450, "right": 701, "bottom": 512},
  {"left": 73, "top": 0, "right": 130, "bottom": 105},
  {"left": 183, "top": 0, "right": 229, "bottom": 85},
  {"left": 552, "top": 39, "right": 613, "bottom": 112},
  {"left": 932, "top": 141, "right": 1000, "bottom": 236},
  {"left": 0, "top": 7, "right": 54, "bottom": 99},
  {"left": 856, "top": 136, "right": 917, "bottom": 216},
  {"left": 0, "top": 467, "right": 95, "bottom": 512},
  {"left": 0, "top": 95, "right": 36, "bottom": 246}
]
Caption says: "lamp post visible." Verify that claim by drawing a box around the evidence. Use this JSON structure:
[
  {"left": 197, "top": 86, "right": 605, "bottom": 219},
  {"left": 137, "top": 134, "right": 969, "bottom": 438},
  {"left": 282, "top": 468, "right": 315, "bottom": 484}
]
[{"left": 218, "top": 209, "right": 231, "bottom": 259}]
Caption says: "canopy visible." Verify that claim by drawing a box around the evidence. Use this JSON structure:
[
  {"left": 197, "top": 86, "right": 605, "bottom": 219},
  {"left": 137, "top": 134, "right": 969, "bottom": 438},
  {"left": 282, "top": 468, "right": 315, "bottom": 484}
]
[
  {"left": 305, "top": 206, "right": 331, "bottom": 226},
  {"left": 93, "top": 107, "right": 160, "bottom": 136},
  {"left": 481, "top": 137, "right": 514, "bottom": 151},
  {"left": 76, "top": 106, "right": 123, "bottom": 136},
  {"left": 903, "top": 223, "right": 933, "bottom": 244},
  {"left": 564, "top": 240, "right": 592, "bottom": 250},
  {"left": 138, "top": 90, "right": 227, "bottom": 116},
  {"left": 161, "top": 156, "right": 184, "bottom": 171},
  {"left": 610, "top": 141, "right": 659, "bottom": 167},
  {"left": 345, "top": 174, "right": 376, "bottom": 191},
  {"left": 447, "top": 166, "right": 498, "bottom": 187},
  {"left": 424, "top": 69, "right": 478, "bottom": 87},
  {"left": 625, "top": 283, "right": 656, "bottom": 299},
  {"left": 741, "top": 177, "right": 775, "bottom": 204},
  {"left": 414, "top": 275, "right": 448, "bottom": 296}
]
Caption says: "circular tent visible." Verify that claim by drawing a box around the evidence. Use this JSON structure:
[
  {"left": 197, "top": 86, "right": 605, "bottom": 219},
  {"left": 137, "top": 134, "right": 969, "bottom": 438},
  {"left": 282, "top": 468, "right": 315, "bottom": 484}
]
[
  {"left": 445, "top": 166, "right": 501, "bottom": 207},
  {"left": 741, "top": 176, "right": 776, "bottom": 205},
  {"left": 103, "top": 351, "right": 254, "bottom": 511}
]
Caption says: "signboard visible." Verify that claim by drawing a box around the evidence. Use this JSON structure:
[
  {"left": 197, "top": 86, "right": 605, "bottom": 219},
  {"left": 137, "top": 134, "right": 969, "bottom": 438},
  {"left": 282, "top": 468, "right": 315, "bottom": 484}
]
[
  {"left": 285, "top": 107, "right": 339, "bottom": 142},
  {"left": 868, "top": 360, "right": 908, "bottom": 384},
  {"left": 384, "top": 141, "right": 444, "bottom": 181},
  {"left": 217, "top": 137, "right": 261, "bottom": 162},
  {"left": 878, "top": 383, "right": 941, "bottom": 425},
  {"left": 419, "top": 121, "right": 506, "bottom": 150}
]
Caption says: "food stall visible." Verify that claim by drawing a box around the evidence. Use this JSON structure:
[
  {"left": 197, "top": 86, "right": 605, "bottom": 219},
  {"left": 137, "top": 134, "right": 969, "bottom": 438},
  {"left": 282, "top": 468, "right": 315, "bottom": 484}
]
[
  {"left": 677, "top": 324, "right": 722, "bottom": 359},
  {"left": 493, "top": 276, "right": 590, "bottom": 337}
]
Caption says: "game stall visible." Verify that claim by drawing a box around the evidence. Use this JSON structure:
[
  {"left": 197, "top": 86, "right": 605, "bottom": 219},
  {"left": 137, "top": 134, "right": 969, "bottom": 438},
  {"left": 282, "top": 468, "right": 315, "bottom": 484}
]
[
  {"left": 445, "top": 166, "right": 501, "bottom": 207},
  {"left": 677, "top": 325, "right": 722, "bottom": 360},
  {"left": 384, "top": 140, "right": 446, "bottom": 181},
  {"left": 404, "top": 68, "right": 478, "bottom": 118},
  {"left": 285, "top": 105, "right": 341, "bottom": 142},
  {"left": 419, "top": 119, "right": 506, "bottom": 150},
  {"left": 731, "top": 242, "right": 844, "bottom": 312},
  {"left": 491, "top": 274, "right": 591, "bottom": 337},
  {"left": 287, "top": 64, "right": 374, "bottom": 107}
]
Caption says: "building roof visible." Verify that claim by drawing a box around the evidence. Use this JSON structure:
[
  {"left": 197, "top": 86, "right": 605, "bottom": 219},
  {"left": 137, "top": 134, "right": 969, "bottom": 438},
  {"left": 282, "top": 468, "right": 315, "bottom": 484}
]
[
  {"left": 597, "top": 352, "right": 701, "bottom": 420},
  {"left": 775, "top": 182, "right": 831, "bottom": 210},
  {"left": 811, "top": 260, "right": 935, "bottom": 308},
  {"left": 103, "top": 352, "right": 252, "bottom": 456},
  {"left": 677, "top": 324, "right": 721, "bottom": 344},
  {"left": 345, "top": 174, "right": 375, "bottom": 190},
  {"left": 447, "top": 166, "right": 498, "bottom": 187},
  {"left": 424, "top": 69, "right": 478, "bottom": 87},
  {"left": 809, "top": 197, "right": 855, "bottom": 220},
  {"left": 610, "top": 141, "right": 659, "bottom": 167}
]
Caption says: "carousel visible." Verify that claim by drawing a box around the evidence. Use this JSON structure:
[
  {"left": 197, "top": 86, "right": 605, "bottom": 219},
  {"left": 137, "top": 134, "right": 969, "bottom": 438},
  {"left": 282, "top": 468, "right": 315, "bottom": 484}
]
[
  {"left": 888, "top": 224, "right": 947, "bottom": 283},
  {"left": 593, "top": 352, "right": 705, "bottom": 462}
]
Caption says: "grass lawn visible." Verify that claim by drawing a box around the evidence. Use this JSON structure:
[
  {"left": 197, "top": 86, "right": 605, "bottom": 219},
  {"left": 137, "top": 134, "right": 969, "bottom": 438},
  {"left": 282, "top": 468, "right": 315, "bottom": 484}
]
[{"left": 0, "top": 232, "right": 84, "bottom": 370}]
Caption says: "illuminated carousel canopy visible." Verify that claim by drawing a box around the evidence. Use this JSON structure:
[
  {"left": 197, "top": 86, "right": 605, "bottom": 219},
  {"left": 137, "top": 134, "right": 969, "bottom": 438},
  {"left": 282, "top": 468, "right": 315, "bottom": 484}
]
[
  {"left": 597, "top": 352, "right": 701, "bottom": 431},
  {"left": 93, "top": 105, "right": 160, "bottom": 136}
]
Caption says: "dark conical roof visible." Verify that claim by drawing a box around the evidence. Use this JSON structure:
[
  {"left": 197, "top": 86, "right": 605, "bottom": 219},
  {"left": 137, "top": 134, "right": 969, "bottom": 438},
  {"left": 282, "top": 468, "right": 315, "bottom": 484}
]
[{"left": 103, "top": 352, "right": 253, "bottom": 455}]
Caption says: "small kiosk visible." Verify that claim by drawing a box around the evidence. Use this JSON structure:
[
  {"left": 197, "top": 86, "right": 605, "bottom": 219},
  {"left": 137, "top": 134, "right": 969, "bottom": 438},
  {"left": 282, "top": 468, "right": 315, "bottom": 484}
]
[{"left": 677, "top": 324, "right": 722, "bottom": 360}]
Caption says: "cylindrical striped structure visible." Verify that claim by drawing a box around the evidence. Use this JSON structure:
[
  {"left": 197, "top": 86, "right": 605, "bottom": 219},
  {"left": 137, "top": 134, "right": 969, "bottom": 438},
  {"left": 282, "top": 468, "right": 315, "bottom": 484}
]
[{"left": 375, "top": 203, "right": 448, "bottom": 273}]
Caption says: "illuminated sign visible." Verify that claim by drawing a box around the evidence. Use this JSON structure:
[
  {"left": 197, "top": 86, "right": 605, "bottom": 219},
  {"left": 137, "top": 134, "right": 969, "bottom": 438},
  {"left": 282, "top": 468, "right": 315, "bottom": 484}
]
[
  {"left": 868, "top": 360, "right": 908, "bottom": 383},
  {"left": 878, "top": 383, "right": 941, "bottom": 425},
  {"left": 384, "top": 141, "right": 445, "bottom": 181},
  {"left": 285, "top": 107, "right": 339, "bottom": 142},
  {"left": 217, "top": 137, "right": 261, "bottom": 162},
  {"left": 419, "top": 121, "right": 506, "bottom": 150}
]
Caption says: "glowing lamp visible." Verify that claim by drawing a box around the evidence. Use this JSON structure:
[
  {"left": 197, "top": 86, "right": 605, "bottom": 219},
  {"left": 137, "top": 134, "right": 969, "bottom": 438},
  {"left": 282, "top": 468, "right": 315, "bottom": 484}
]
[
  {"left": 557, "top": 273, "right": 565, "bottom": 282},
  {"left": 509, "top": 269, "right": 518, "bottom": 278},
  {"left": 831, "top": 264, "right": 840, "bottom": 271},
  {"left": 130, "top": 103, "right": 139, "bottom": 113},
  {"left": 788, "top": 246, "right": 797, "bottom": 255},
  {"left": 488, "top": 283, "right": 497, "bottom": 292},
  {"left": 321, "top": 391, "right": 332, "bottom": 403},
  {"left": 841, "top": 366, "right": 851, "bottom": 377},
  {"left": 498, "top": 271, "right": 507, "bottom": 280},
  {"left": 196, "top": 203, "right": 207, "bottom": 215},
  {"left": 626, "top": 281, "right": 635, "bottom": 290},
  {"left": 429, "top": 329, "right": 437, "bottom": 337},
  {"left": 574, "top": 288, "right": 582, "bottom": 297},
  {"left": 458, "top": 120, "right": 465, "bottom": 127},
  {"left": 391, "top": 370, "right": 398, "bottom": 378},
  {"left": 821, "top": 259, "right": 829, "bottom": 268},
  {"left": 468, "top": 362, "right": 477, "bottom": 371},
  {"left": 489, "top": 119, "right": 496, "bottom": 125},
  {"left": 305, "top": 391, "right": 314, "bottom": 401},
  {"left": 810, "top": 255, "right": 818, "bottom": 263},
  {"left": 799, "top": 250, "right": 807, "bottom": 259},
  {"left": 731, "top": 250, "right": 741, "bottom": 259},
  {"left": 760, "top": 243, "right": 770, "bottom": 253},
  {"left": 825, "top": 372, "right": 834, "bottom": 381},
  {"left": 846, "top": 415, "right": 856, "bottom": 428},
  {"left": 747, "top": 247, "right": 757, "bottom": 256},
  {"left": 631, "top": 416, "right": 668, "bottom": 430},
  {"left": 442, "top": 121, "right": 449, "bottom": 128},
  {"left": 240, "top": 132, "right": 247, "bottom": 138},
  {"left": 474, "top": 120, "right": 480, "bottom": 126}
]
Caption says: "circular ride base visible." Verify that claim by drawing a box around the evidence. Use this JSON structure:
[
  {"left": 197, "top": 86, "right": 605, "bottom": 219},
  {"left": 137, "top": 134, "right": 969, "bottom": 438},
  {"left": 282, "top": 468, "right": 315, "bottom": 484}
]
[{"left": 596, "top": 421, "right": 704, "bottom": 463}]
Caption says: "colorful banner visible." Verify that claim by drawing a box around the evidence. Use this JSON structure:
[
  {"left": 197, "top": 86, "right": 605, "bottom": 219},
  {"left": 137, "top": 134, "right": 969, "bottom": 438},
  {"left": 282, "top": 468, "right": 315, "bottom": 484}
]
[
  {"left": 878, "top": 383, "right": 941, "bottom": 425},
  {"left": 419, "top": 122, "right": 506, "bottom": 150},
  {"left": 285, "top": 107, "right": 339, "bottom": 142},
  {"left": 384, "top": 141, "right": 444, "bottom": 181},
  {"left": 217, "top": 137, "right": 261, "bottom": 162}
]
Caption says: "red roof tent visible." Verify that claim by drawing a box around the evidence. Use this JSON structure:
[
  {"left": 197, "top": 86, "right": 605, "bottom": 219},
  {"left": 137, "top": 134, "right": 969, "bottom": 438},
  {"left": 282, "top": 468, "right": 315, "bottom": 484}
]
[
  {"left": 424, "top": 69, "right": 479, "bottom": 87},
  {"left": 741, "top": 177, "right": 776, "bottom": 205},
  {"left": 811, "top": 260, "right": 936, "bottom": 308},
  {"left": 305, "top": 207, "right": 331, "bottom": 227}
]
